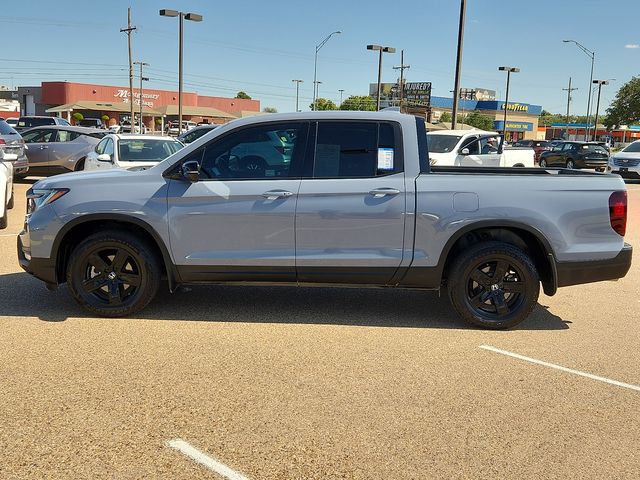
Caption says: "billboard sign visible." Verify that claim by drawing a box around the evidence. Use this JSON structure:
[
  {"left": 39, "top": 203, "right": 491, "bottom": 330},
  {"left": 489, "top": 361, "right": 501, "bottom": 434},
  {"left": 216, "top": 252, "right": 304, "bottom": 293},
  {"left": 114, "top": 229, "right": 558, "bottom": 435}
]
[{"left": 403, "top": 82, "right": 432, "bottom": 106}]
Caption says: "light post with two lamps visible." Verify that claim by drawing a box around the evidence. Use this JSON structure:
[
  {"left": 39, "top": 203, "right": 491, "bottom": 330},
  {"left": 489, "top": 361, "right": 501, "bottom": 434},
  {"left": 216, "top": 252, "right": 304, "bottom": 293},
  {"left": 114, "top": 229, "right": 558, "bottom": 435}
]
[
  {"left": 498, "top": 66, "right": 519, "bottom": 141},
  {"left": 159, "top": 9, "right": 203, "bottom": 135},
  {"left": 367, "top": 44, "right": 396, "bottom": 111}
]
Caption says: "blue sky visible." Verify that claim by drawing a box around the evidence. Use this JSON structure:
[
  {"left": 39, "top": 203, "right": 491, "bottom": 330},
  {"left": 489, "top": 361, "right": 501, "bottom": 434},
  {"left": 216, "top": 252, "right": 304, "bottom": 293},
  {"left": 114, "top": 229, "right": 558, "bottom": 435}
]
[{"left": 2, "top": 0, "right": 638, "bottom": 115}]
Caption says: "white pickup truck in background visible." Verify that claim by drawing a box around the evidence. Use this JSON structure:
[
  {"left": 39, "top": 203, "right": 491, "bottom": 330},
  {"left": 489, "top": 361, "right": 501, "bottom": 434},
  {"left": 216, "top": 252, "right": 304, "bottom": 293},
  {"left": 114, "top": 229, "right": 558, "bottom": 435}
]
[{"left": 427, "top": 129, "right": 535, "bottom": 167}]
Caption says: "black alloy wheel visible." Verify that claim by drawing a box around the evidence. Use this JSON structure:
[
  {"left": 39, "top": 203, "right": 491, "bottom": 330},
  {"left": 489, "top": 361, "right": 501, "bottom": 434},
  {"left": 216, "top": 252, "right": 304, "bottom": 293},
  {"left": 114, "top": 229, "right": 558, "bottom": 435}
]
[
  {"left": 539, "top": 158, "right": 547, "bottom": 168},
  {"left": 447, "top": 241, "right": 539, "bottom": 329},
  {"left": 566, "top": 159, "right": 575, "bottom": 169},
  {"left": 67, "top": 231, "right": 160, "bottom": 317}
]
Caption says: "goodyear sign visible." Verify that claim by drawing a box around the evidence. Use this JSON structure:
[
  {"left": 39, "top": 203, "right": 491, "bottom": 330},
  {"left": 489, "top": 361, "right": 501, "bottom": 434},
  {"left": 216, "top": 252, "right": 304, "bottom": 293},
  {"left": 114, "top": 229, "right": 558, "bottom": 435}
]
[{"left": 501, "top": 102, "right": 529, "bottom": 112}]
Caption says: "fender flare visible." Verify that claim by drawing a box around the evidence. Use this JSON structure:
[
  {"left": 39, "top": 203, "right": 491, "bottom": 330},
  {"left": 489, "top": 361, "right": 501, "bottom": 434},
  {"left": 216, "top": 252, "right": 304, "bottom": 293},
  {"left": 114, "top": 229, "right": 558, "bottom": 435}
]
[{"left": 52, "top": 213, "right": 180, "bottom": 289}]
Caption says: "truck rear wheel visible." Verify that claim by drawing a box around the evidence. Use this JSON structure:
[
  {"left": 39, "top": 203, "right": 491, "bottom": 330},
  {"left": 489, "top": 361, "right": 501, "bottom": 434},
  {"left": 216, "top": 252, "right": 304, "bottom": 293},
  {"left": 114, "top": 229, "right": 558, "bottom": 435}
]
[
  {"left": 447, "top": 241, "right": 539, "bottom": 329},
  {"left": 66, "top": 230, "right": 161, "bottom": 317}
]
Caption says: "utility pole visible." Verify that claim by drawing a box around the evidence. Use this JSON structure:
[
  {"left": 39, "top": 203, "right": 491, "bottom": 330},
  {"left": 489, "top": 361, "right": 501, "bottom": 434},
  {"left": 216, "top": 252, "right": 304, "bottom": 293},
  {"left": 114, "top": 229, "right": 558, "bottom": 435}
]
[
  {"left": 451, "top": 0, "right": 466, "bottom": 129},
  {"left": 120, "top": 7, "right": 136, "bottom": 129},
  {"left": 393, "top": 50, "right": 410, "bottom": 110},
  {"left": 292, "top": 79, "right": 303, "bottom": 112},
  {"left": 134, "top": 61, "right": 149, "bottom": 131},
  {"left": 562, "top": 77, "right": 578, "bottom": 140}
]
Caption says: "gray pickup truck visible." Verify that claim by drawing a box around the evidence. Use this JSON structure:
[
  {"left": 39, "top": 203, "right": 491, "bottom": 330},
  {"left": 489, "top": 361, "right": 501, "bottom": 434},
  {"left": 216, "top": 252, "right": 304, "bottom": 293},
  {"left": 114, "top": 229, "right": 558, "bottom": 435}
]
[{"left": 18, "top": 111, "right": 632, "bottom": 329}]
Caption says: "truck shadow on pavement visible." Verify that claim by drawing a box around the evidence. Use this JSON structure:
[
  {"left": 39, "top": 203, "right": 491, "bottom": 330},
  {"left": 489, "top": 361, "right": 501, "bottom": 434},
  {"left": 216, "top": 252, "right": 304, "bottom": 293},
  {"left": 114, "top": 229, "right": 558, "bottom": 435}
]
[{"left": 0, "top": 272, "right": 570, "bottom": 330}]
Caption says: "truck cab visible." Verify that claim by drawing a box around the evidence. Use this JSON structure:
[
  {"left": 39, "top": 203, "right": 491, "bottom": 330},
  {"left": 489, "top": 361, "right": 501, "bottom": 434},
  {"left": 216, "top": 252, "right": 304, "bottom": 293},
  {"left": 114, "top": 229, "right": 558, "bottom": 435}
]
[{"left": 427, "top": 129, "right": 534, "bottom": 167}]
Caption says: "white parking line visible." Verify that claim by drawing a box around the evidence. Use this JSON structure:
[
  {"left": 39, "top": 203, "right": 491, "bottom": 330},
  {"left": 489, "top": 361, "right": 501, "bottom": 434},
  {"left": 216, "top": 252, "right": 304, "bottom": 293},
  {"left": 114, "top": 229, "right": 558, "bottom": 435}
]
[
  {"left": 479, "top": 345, "right": 640, "bottom": 393},
  {"left": 167, "top": 439, "right": 250, "bottom": 480},
  {"left": 0, "top": 233, "right": 19, "bottom": 237}
]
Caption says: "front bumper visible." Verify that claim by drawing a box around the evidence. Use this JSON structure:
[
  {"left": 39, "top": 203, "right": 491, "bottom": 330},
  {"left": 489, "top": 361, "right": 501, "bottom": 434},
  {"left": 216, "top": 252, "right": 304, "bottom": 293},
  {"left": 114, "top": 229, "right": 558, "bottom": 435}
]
[
  {"left": 17, "top": 232, "right": 57, "bottom": 285},
  {"left": 556, "top": 243, "right": 633, "bottom": 287}
]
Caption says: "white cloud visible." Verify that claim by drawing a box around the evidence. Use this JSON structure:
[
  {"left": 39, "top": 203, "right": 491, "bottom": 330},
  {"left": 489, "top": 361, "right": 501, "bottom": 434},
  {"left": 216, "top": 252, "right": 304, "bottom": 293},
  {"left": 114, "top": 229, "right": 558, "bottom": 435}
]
[{"left": 624, "top": 44, "right": 640, "bottom": 49}]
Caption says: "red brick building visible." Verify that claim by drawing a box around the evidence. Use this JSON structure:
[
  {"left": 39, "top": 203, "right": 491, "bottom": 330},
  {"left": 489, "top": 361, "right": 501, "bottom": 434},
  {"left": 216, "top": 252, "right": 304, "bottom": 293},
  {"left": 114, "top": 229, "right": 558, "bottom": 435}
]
[{"left": 38, "top": 81, "right": 260, "bottom": 130}]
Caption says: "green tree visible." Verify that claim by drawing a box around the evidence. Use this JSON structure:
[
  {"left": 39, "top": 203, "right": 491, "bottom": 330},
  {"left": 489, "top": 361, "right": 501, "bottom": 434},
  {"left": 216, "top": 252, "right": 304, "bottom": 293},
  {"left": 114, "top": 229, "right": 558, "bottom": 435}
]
[
  {"left": 310, "top": 97, "right": 337, "bottom": 111},
  {"left": 605, "top": 76, "right": 640, "bottom": 128},
  {"left": 262, "top": 107, "right": 277, "bottom": 113},
  {"left": 460, "top": 110, "right": 494, "bottom": 130},
  {"left": 71, "top": 112, "right": 84, "bottom": 124},
  {"left": 339, "top": 95, "right": 376, "bottom": 111},
  {"left": 439, "top": 111, "right": 452, "bottom": 123},
  {"left": 235, "top": 91, "right": 251, "bottom": 100}
]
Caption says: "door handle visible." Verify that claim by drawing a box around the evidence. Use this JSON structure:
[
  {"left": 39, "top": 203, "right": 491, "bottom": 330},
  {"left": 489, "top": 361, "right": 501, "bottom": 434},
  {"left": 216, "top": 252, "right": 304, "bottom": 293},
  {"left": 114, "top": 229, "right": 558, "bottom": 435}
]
[
  {"left": 369, "top": 188, "right": 400, "bottom": 198},
  {"left": 40, "top": 145, "right": 48, "bottom": 149},
  {"left": 262, "top": 190, "right": 294, "bottom": 200}
]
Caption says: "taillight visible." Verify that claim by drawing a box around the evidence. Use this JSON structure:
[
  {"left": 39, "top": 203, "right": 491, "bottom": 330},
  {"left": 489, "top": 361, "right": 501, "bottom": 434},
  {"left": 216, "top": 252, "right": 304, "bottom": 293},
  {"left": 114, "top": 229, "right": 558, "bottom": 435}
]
[
  {"left": 0, "top": 139, "right": 5, "bottom": 145},
  {"left": 609, "top": 191, "right": 627, "bottom": 236}
]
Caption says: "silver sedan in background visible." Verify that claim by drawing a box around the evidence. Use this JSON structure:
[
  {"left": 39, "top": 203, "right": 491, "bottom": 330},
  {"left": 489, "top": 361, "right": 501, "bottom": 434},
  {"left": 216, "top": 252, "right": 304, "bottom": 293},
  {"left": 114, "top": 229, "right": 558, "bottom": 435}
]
[{"left": 20, "top": 125, "right": 107, "bottom": 177}]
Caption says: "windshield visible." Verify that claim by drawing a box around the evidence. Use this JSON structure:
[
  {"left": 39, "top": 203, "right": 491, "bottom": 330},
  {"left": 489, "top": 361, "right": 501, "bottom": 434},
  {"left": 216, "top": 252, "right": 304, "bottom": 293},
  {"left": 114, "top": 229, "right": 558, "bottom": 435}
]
[
  {"left": 622, "top": 142, "right": 640, "bottom": 153},
  {"left": 427, "top": 134, "right": 462, "bottom": 153},
  {"left": 118, "top": 139, "right": 183, "bottom": 162}
]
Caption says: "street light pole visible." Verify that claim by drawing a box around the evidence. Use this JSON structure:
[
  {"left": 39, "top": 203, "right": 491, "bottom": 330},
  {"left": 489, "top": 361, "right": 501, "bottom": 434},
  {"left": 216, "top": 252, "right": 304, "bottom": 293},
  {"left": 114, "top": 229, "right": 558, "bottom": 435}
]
[
  {"left": 367, "top": 44, "right": 396, "bottom": 111},
  {"left": 338, "top": 89, "right": 345, "bottom": 105},
  {"left": 498, "top": 66, "right": 520, "bottom": 142},
  {"left": 312, "top": 31, "right": 341, "bottom": 111},
  {"left": 592, "top": 80, "right": 609, "bottom": 142},
  {"left": 292, "top": 79, "right": 303, "bottom": 112},
  {"left": 451, "top": 0, "right": 466, "bottom": 130},
  {"left": 160, "top": 9, "right": 202, "bottom": 135},
  {"left": 133, "top": 61, "right": 149, "bottom": 131},
  {"left": 563, "top": 39, "right": 595, "bottom": 141}
]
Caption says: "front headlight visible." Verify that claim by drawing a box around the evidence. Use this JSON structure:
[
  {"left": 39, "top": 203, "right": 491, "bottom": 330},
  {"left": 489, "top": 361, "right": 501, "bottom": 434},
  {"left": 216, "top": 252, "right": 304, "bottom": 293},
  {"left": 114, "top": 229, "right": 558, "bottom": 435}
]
[{"left": 26, "top": 188, "right": 69, "bottom": 215}]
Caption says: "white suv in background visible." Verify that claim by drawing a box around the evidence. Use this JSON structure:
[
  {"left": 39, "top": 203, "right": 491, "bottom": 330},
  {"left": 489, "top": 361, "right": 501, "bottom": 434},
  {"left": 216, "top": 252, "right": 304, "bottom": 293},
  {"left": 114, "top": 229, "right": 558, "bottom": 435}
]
[{"left": 608, "top": 140, "right": 640, "bottom": 179}]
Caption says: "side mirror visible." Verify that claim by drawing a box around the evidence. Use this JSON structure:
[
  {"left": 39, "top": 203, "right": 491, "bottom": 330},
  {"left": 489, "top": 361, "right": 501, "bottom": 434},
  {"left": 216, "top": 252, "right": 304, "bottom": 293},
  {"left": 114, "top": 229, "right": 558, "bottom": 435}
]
[
  {"left": 182, "top": 160, "right": 200, "bottom": 183},
  {"left": 459, "top": 147, "right": 470, "bottom": 155},
  {"left": 97, "top": 153, "right": 112, "bottom": 163},
  {"left": 2, "top": 153, "right": 18, "bottom": 162}
]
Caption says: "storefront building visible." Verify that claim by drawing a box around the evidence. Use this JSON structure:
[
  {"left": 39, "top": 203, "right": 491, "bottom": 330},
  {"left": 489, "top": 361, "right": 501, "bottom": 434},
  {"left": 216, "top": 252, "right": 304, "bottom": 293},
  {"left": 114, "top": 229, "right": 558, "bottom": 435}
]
[
  {"left": 31, "top": 81, "right": 260, "bottom": 131},
  {"left": 545, "top": 123, "right": 640, "bottom": 147},
  {"left": 430, "top": 97, "right": 542, "bottom": 141}
]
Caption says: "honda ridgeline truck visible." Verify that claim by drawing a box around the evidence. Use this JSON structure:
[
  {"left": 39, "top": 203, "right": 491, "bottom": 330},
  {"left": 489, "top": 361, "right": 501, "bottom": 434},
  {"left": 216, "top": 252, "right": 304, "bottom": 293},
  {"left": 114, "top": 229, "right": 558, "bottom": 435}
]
[{"left": 18, "top": 112, "right": 632, "bottom": 329}]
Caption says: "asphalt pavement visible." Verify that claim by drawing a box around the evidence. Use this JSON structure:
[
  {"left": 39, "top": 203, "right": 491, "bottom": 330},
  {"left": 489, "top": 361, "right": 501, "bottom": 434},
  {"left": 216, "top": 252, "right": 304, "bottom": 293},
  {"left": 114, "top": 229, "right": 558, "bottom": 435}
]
[{"left": 0, "top": 180, "right": 638, "bottom": 479}]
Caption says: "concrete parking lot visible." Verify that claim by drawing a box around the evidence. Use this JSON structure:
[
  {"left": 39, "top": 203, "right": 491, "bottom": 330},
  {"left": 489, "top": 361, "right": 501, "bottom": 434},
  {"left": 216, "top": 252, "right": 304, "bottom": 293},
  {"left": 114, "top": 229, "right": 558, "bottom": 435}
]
[{"left": 0, "top": 179, "right": 638, "bottom": 479}]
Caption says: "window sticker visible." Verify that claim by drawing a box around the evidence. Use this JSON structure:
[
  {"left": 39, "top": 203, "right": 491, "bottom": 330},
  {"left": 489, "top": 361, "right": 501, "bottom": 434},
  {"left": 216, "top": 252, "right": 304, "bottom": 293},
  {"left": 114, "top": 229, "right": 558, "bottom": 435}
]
[{"left": 377, "top": 147, "right": 394, "bottom": 171}]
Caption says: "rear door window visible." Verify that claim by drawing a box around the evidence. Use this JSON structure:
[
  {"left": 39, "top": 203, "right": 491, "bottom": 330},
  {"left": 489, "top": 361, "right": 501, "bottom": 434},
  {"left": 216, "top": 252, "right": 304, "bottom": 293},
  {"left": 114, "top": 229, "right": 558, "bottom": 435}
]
[
  {"left": 55, "top": 130, "right": 81, "bottom": 142},
  {"left": 313, "top": 121, "right": 401, "bottom": 178},
  {"left": 0, "top": 120, "right": 17, "bottom": 135}
]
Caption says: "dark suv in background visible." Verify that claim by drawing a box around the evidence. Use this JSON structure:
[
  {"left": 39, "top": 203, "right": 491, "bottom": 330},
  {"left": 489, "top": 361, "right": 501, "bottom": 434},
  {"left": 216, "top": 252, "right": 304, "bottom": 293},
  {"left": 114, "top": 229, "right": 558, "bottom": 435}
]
[
  {"left": 15, "top": 116, "right": 70, "bottom": 132},
  {"left": 512, "top": 139, "right": 551, "bottom": 164},
  {"left": 538, "top": 141, "right": 609, "bottom": 170}
]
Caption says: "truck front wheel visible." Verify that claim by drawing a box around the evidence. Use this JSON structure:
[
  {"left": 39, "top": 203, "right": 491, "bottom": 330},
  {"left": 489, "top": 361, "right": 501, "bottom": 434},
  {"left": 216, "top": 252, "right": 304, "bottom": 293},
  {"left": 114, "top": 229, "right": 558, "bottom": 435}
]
[
  {"left": 447, "top": 241, "right": 539, "bottom": 329},
  {"left": 66, "top": 231, "right": 161, "bottom": 317}
]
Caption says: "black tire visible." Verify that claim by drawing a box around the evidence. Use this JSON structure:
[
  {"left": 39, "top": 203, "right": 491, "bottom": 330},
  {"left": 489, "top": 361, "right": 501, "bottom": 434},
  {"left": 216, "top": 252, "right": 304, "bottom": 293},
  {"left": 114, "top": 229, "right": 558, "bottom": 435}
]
[
  {"left": 7, "top": 185, "right": 14, "bottom": 209},
  {"left": 447, "top": 241, "right": 540, "bottom": 329},
  {"left": 75, "top": 158, "right": 86, "bottom": 171},
  {"left": 0, "top": 189, "right": 7, "bottom": 229},
  {"left": 66, "top": 230, "right": 161, "bottom": 317},
  {"left": 539, "top": 158, "right": 547, "bottom": 168},
  {"left": 566, "top": 159, "right": 575, "bottom": 169}
]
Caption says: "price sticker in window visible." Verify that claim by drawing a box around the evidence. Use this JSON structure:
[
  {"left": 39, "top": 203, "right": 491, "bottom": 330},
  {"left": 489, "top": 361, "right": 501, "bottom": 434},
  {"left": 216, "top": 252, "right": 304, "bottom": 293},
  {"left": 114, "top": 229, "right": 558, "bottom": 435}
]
[{"left": 377, "top": 148, "right": 394, "bottom": 171}]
